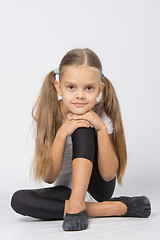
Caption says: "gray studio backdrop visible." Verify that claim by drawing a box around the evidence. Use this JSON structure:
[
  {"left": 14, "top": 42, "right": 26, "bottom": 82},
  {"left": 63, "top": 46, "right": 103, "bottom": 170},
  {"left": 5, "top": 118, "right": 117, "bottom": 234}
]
[{"left": 0, "top": 0, "right": 159, "bottom": 211}]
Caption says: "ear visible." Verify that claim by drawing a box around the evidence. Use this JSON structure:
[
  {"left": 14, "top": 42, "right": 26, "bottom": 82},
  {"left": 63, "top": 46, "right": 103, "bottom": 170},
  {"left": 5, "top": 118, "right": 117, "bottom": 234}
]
[
  {"left": 54, "top": 80, "right": 62, "bottom": 97},
  {"left": 97, "top": 82, "right": 105, "bottom": 98}
]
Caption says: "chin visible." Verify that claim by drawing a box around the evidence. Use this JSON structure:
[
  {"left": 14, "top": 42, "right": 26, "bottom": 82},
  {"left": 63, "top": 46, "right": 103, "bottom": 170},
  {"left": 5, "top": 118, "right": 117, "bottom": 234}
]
[
  {"left": 69, "top": 102, "right": 94, "bottom": 114},
  {"left": 74, "top": 108, "right": 91, "bottom": 115}
]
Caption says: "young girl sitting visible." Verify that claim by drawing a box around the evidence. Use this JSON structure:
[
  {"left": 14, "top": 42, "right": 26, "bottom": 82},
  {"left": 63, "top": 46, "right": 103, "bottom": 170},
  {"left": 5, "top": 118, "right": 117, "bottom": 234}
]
[{"left": 11, "top": 48, "right": 151, "bottom": 231}]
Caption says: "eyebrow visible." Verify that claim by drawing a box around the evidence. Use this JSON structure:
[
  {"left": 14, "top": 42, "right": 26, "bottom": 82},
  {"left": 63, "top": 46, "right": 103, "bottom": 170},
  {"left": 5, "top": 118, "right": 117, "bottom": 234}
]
[{"left": 64, "top": 82, "right": 97, "bottom": 86}]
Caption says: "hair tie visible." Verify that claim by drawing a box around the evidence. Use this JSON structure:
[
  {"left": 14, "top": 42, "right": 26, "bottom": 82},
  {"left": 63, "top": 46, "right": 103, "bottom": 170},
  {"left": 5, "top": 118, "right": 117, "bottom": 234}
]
[
  {"left": 54, "top": 68, "right": 59, "bottom": 74},
  {"left": 102, "top": 73, "right": 104, "bottom": 78}
]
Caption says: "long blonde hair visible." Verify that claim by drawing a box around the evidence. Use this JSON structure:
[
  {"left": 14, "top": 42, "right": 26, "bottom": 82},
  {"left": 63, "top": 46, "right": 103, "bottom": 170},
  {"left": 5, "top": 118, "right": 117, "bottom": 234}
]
[{"left": 30, "top": 48, "right": 127, "bottom": 186}]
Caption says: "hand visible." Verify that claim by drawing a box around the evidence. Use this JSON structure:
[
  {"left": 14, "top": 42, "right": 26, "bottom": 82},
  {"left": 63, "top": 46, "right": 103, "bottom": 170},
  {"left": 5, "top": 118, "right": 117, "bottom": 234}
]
[
  {"left": 67, "top": 109, "right": 106, "bottom": 132},
  {"left": 59, "top": 116, "right": 94, "bottom": 138}
]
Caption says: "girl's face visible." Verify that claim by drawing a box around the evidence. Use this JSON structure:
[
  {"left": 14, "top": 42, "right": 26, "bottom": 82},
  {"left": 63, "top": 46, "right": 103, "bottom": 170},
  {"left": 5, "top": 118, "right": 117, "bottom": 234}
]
[{"left": 54, "top": 65, "right": 105, "bottom": 118}]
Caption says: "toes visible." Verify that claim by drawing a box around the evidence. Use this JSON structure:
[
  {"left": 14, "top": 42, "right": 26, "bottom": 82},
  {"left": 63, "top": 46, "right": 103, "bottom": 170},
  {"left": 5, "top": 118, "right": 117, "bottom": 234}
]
[{"left": 62, "top": 210, "right": 89, "bottom": 231}]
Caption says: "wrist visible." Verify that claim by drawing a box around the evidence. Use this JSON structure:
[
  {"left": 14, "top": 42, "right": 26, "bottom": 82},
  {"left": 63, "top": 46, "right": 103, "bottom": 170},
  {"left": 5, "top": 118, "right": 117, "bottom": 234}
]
[
  {"left": 57, "top": 127, "right": 67, "bottom": 141},
  {"left": 97, "top": 123, "right": 107, "bottom": 132}
]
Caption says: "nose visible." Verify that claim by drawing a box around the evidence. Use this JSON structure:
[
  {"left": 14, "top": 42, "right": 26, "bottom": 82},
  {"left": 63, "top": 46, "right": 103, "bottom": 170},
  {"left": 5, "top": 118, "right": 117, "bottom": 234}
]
[{"left": 76, "top": 90, "right": 85, "bottom": 99}]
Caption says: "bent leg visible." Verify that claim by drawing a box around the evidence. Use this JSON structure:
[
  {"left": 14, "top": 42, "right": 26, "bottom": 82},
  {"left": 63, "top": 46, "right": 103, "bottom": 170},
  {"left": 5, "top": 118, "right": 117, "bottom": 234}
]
[
  {"left": 87, "top": 130, "right": 116, "bottom": 201},
  {"left": 62, "top": 127, "right": 96, "bottom": 230},
  {"left": 71, "top": 127, "right": 116, "bottom": 202},
  {"left": 65, "top": 127, "right": 95, "bottom": 211},
  {"left": 11, "top": 185, "right": 71, "bottom": 220}
]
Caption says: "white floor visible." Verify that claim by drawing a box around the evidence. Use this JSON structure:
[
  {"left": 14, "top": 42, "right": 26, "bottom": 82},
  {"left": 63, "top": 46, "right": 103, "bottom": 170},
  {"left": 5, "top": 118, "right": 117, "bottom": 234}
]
[{"left": 1, "top": 192, "right": 160, "bottom": 240}]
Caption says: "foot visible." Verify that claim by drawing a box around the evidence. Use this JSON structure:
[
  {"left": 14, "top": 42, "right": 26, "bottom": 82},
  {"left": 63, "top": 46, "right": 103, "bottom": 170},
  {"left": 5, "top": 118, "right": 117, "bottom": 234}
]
[
  {"left": 62, "top": 199, "right": 88, "bottom": 231},
  {"left": 100, "top": 201, "right": 127, "bottom": 217},
  {"left": 111, "top": 201, "right": 128, "bottom": 216},
  {"left": 109, "top": 196, "right": 151, "bottom": 218},
  {"left": 62, "top": 209, "right": 89, "bottom": 231},
  {"left": 63, "top": 199, "right": 85, "bottom": 218}
]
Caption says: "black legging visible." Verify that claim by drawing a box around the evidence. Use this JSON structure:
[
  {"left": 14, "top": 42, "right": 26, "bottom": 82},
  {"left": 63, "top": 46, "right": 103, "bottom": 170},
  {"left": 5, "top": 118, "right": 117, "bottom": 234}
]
[{"left": 11, "top": 127, "right": 116, "bottom": 220}]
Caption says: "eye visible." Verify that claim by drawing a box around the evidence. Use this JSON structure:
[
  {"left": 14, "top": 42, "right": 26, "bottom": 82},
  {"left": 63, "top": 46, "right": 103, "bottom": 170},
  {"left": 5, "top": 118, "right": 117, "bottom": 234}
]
[
  {"left": 67, "top": 86, "right": 94, "bottom": 91},
  {"left": 67, "top": 85, "right": 74, "bottom": 90},
  {"left": 86, "top": 86, "right": 94, "bottom": 91}
]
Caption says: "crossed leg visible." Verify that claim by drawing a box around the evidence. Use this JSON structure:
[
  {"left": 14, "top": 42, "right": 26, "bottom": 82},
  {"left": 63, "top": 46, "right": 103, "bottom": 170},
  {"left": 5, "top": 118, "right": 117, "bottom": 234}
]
[{"left": 63, "top": 157, "right": 127, "bottom": 218}]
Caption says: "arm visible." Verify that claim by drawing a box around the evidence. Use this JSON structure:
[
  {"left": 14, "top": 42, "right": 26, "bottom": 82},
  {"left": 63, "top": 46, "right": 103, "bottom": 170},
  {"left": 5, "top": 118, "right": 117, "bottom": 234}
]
[
  {"left": 43, "top": 129, "right": 67, "bottom": 184},
  {"left": 97, "top": 126, "right": 119, "bottom": 181}
]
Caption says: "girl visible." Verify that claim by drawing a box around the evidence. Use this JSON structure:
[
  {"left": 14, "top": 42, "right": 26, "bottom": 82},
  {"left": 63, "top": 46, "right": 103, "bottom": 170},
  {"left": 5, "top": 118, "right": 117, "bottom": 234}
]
[{"left": 11, "top": 48, "right": 151, "bottom": 231}]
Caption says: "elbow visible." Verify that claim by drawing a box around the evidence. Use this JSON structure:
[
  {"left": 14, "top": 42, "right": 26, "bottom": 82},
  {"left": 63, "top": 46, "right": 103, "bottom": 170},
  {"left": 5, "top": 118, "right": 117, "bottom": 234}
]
[
  {"left": 100, "top": 167, "right": 116, "bottom": 182},
  {"left": 101, "top": 173, "right": 116, "bottom": 182},
  {"left": 42, "top": 177, "right": 55, "bottom": 184},
  {"left": 44, "top": 180, "right": 54, "bottom": 184},
  {"left": 100, "top": 159, "right": 119, "bottom": 182}
]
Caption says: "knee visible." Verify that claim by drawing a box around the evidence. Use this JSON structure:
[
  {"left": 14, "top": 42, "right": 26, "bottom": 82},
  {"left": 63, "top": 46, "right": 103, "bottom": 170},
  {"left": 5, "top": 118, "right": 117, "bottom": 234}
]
[
  {"left": 11, "top": 190, "right": 29, "bottom": 215},
  {"left": 71, "top": 127, "right": 96, "bottom": 164}
]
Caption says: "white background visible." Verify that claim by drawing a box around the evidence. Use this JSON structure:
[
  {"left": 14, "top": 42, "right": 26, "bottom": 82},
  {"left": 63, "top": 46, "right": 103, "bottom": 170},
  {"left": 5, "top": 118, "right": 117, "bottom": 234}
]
[{"left": 0, "top": 0, "right": 159, "bottom": 239}]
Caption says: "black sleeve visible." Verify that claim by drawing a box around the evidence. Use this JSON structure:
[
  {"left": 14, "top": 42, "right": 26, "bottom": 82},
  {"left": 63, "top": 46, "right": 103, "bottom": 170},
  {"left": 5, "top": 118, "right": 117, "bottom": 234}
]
[{"left": 71, "top": 127, "right": 96, "bottom": 164}]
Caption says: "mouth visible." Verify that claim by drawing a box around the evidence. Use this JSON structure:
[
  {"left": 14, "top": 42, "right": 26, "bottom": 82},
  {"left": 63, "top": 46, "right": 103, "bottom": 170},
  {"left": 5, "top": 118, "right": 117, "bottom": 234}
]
[{"left": 73, "top": 103, "right": 87, "bottom": 107}]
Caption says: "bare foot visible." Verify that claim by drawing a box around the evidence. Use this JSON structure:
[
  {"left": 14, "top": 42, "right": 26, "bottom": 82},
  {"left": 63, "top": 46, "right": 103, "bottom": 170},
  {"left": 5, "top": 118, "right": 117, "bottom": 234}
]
[{"left": 63, "top": 199, "right": 85, "bottom": 218}]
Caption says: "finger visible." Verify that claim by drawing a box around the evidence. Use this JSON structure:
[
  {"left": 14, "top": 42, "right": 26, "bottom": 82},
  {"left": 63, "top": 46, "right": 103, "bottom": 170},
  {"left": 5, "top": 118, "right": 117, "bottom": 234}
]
[
  {"left": 68, "top": 115, "right": 84, "bottom": 120},
  {"left": 75, "top": 119, "right": 89, "bottom": 124},
  {"left": 79, "top": 122, "right": 90, "bottom": 128},
  {"left": 77, "top": 119, "right": 93, "bottom": 128},
  {"left": 82, "top": 120, "right": 93, "bottom": 126}
]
